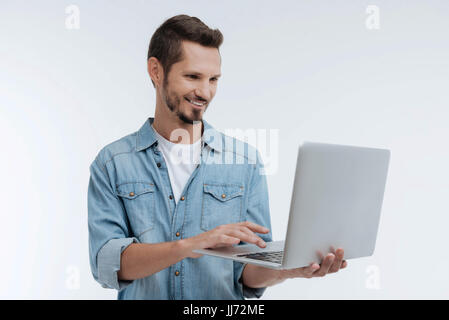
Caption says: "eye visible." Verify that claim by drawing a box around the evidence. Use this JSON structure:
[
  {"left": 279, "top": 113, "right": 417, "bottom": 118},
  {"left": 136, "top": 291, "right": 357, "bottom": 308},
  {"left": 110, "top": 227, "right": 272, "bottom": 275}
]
[
  {"left": 210, "top": 77, "right": 218, "bottom": 82},
  {"left": 186, "top": 74, "right": 198, "bottom": 79}
]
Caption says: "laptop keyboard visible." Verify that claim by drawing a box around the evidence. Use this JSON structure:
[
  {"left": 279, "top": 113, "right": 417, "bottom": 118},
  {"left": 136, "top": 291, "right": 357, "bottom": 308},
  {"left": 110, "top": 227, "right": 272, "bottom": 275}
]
[{"left": 237, "top": 250, "right": 284, "bottom": 264}]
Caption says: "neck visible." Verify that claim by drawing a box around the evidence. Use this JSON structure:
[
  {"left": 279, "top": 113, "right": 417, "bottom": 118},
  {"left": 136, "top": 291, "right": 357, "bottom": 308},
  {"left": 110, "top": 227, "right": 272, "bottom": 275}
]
[{"left": 153, "top": 105, "right": 203, "bottom": 145}]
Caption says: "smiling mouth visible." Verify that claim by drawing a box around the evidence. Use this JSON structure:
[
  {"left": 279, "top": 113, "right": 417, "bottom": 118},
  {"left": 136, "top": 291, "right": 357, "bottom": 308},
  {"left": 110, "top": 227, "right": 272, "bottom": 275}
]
[{"left": 185, "top": 97, "right": 207, "bottom": 108}]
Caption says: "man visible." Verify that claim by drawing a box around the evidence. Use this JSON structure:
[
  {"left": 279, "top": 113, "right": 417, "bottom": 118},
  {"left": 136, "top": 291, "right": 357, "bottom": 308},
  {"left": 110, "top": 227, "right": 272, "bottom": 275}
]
[{"left": 88, "top": 14, "right": 347, "bottom": 300}]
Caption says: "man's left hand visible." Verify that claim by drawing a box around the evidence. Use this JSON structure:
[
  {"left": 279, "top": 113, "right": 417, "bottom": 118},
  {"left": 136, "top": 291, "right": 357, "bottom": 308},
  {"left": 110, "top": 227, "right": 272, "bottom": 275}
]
[{"left": 280, "top": 248, "right": 347, "bottom": 279}]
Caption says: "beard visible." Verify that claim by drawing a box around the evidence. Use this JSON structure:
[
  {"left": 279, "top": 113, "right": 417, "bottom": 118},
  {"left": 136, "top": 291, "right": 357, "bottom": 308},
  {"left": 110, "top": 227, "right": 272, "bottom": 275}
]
[{"left": 162, "top": 80, "right": 206, "bottom": 125}]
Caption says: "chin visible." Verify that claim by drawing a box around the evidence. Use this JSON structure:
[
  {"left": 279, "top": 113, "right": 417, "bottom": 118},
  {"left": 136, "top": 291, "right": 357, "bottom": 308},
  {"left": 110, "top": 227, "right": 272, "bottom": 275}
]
[{"left": 177, "top": 111, "right": 203, "bottom": 124}]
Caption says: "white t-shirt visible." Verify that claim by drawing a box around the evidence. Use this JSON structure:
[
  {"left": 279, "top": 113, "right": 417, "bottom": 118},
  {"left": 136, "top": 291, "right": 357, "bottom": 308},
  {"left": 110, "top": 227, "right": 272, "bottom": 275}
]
[{"left": 152, "top": 125, "right": 202, "bottom": 204}]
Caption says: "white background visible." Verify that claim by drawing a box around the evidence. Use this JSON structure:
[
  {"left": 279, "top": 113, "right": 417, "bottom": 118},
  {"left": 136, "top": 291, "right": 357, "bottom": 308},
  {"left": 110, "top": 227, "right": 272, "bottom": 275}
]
[{"left": 1, "top": 0, "right": 448, "bottom": 299}]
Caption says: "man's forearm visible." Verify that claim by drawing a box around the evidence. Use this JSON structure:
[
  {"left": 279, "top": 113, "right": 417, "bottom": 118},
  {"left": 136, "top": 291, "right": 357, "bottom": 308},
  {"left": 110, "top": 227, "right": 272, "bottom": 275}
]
[
  {"left": 117, "top": 240, "right": 188, "bottom": 281},
  {"left": 241, "top": 264, "right": 286, "bottom": 288}
]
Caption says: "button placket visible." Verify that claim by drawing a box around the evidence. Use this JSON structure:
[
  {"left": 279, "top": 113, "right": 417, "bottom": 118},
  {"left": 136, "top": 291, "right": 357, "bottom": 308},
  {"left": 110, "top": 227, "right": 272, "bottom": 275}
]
[
  {"left": 152, "top": 144, "right": 175, "bottom": 221},
  {"left": 170, "top": 142, "right": 211, "bottom": 299}
]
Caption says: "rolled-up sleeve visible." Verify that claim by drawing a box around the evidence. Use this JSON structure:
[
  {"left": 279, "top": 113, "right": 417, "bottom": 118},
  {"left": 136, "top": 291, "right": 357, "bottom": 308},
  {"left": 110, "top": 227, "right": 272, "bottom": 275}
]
[
  {"left": 88, "top": 156, "right": 138, "bottom": 290},
  {"left": 236, "top": 150, "right": 273, "bottom": 299}
]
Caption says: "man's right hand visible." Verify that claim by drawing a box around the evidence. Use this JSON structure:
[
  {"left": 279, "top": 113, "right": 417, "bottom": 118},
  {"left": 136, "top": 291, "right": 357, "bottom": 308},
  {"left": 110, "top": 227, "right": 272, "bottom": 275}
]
[{"left": 181, "top": 221, "right": 270, "bottom": 258}]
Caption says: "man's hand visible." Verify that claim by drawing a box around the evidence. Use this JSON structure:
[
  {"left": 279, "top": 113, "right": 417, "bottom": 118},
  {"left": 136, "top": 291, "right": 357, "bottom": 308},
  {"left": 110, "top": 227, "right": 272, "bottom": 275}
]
[
  {"left": 182, "top": 221, "right": 269, "bottom": 258},
  {"left": 280, "top": 248, "right": 348, "bottom": 280},
  {"left": 242, "top": 248, "right": 348, "bottom": 288},
  {"left": 180, "top": 221, "right": 348, "bottom": 286}
]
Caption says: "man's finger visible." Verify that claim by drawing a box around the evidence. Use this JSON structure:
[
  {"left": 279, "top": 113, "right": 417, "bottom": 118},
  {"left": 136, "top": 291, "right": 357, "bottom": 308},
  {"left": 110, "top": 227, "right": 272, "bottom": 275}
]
[
  {"left": 216, "top": 234, "right": 241, "bottom": 246},
  {"left": 328, "top": 248, "right": 344, "bottom": 273},
  {"left": 239, "top": 221, "right": 269, "bottom": 234},
  {"left": 228, "top": 228, "right": 266, "bottom": 248},
  {"left": 304, "top": 263, "right": 320, "bottom": 278},
  {"left": 313, "top": 253, "right": 335, "bottom": 277},
  {"left": 238, "top": 226, "right": 267, "bottom": 248}
]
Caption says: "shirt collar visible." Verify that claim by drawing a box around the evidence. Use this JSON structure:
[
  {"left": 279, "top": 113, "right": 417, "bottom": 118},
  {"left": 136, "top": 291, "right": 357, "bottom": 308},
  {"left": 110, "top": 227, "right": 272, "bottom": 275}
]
[{"left": 136, "top": 117, "right": 223, "bottom": 153}]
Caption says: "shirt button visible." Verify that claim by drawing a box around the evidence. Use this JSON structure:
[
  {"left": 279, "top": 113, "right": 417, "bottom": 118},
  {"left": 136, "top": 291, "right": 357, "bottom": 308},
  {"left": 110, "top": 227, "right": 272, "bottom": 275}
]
[
  {"left": 175, "top": 271, "right": 180, "bottom": 276},
  {"left": 180, "top": 196, "right": 185, "bottom": 201},
  {"left": 221, "top": 194, "right": 226, "bottom": 199},
  {"left": 129, "top": 192, "right": 135, "bottom": 197},
  {"left": 169, "top": 195, "right": 173, "bottom": 200},
  {"left": 176, "top": 232, "right": 180, "bottom": 237},
  {"left": 156, "top": 162, "right": 161, "bottom": 168}
]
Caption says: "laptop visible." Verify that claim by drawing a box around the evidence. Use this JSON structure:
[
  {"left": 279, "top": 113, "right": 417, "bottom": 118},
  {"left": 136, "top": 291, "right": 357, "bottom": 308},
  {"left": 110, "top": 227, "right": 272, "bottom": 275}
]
[{"left": 193, "top": 141, "right": 391, "bottom": 270}]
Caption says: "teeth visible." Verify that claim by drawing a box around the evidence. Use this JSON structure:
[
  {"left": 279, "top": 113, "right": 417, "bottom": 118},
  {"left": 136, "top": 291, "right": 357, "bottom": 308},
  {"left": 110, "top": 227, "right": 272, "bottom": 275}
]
[{"left": 187, "top": 98, "right": 205, "bottom": 106}]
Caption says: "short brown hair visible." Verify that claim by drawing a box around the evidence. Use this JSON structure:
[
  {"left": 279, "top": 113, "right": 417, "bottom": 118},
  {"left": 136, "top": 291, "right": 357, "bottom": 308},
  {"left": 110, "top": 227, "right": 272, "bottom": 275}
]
[{"left": 147, "top": 14, "right": 224, "bottom": 87}]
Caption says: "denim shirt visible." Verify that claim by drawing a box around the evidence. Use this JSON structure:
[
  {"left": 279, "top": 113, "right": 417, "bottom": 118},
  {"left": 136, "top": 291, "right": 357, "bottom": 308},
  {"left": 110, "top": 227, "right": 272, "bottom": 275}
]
[{"left": 88, "top": 118, "right": 272, "bottom": 300}]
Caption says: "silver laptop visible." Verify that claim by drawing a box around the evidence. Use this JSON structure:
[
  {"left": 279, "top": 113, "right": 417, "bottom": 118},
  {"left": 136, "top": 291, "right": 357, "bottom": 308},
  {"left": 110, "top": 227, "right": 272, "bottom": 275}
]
[{"left": 193, "top": 141, "right": 391, "bottom": 270}]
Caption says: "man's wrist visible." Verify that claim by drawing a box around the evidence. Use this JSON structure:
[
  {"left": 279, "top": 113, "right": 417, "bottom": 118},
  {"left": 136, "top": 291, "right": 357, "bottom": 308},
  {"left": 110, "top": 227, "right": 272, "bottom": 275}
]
[
  {"left": 277, "top": 269, "right": 291, "bottom": 281},
  {"left": 273, "top": 269, "right": 288, "bottom": 284},
  {"left": 175, "top": 238, "right": 193, "bottom": 259},
  {"left": 242, "top": 264, "right": 287, "bottom": 288}
]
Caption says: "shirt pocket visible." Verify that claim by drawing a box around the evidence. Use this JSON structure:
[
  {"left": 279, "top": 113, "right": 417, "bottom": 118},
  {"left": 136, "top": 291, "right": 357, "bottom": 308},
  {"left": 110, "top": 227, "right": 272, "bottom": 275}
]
[
  {"left": 201, "top": 183, "right": 244, "bottom": 231},
  {"left": 116, "top": 182, "right": 155, "bottom": 237}
]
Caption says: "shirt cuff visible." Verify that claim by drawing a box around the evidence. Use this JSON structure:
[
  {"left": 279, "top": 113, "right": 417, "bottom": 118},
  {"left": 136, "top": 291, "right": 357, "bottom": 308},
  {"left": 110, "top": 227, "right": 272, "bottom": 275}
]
[
  {"left": 97, "top": 237, "right": 138, "bottom": 290},
  {"left": 238, "top": 263, "right": 267, "bottom": 299},
  {"left": 243, "top": 284, "right": 267, "bottom": 299}
]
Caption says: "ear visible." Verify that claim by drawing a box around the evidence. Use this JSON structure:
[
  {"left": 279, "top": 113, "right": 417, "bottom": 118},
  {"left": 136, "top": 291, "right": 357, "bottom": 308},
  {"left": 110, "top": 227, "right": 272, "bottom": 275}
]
[{"left": 147, "top": 57, "right": 163, "bottom": 87}]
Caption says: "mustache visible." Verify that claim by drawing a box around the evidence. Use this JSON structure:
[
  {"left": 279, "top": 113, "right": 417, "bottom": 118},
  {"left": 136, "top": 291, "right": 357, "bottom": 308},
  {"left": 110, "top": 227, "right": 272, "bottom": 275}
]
[{"left": 186, "top": 96, "right": 207, "bottom": 103}]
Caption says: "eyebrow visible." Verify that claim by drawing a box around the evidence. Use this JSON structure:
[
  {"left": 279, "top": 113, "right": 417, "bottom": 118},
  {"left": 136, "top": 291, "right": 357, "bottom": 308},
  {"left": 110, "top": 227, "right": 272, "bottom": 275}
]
[{"left": 184, "top": 71, "right": 221, "bottom": 78}]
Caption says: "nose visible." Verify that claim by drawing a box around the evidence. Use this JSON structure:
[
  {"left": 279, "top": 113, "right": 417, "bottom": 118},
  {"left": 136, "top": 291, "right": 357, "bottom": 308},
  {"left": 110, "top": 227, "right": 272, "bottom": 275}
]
[{"left": 194, "top": 80, "right": 213, "bottom": 102}]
